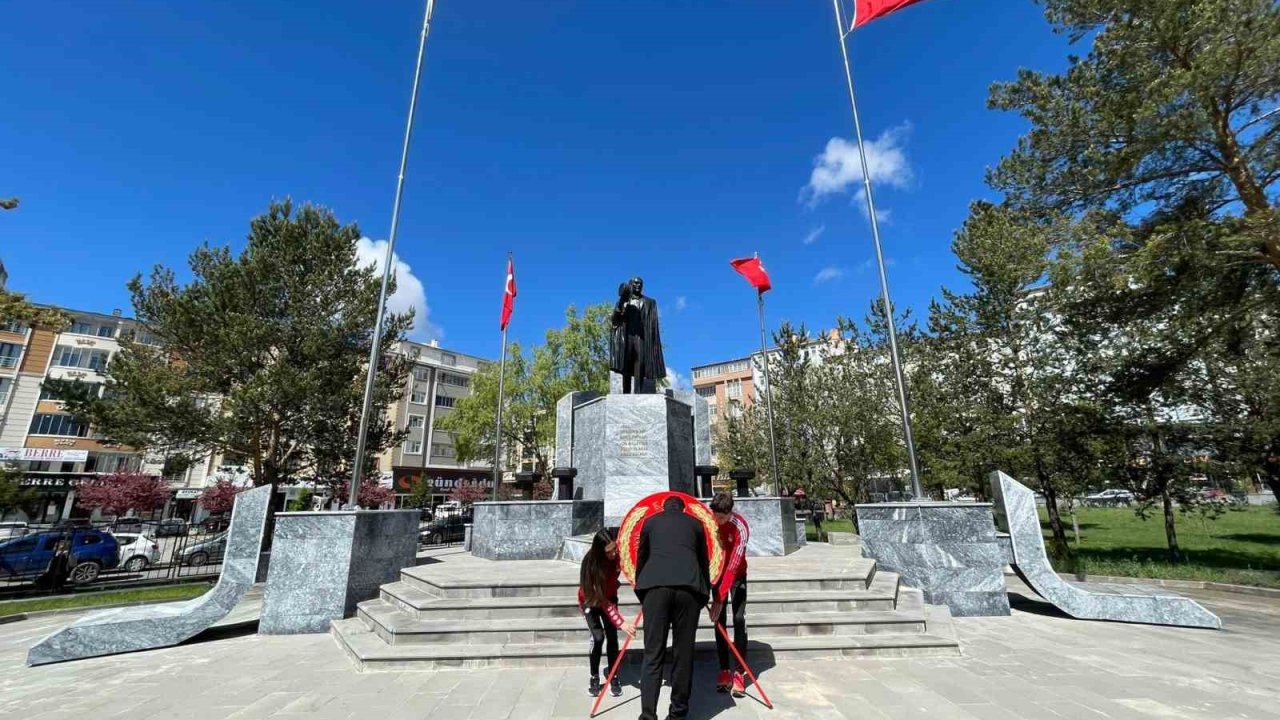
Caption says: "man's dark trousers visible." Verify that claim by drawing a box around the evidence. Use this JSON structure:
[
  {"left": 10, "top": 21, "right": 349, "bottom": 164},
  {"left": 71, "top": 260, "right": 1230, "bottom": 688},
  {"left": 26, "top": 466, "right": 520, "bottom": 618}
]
[{"left": 640, "top": 586, "right": 701, "bottom": 720}]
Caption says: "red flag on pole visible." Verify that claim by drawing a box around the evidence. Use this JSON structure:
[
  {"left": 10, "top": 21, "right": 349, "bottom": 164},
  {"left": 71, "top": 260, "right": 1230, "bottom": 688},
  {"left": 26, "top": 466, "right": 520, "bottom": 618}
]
[
  {"left": 851, "top": 0, "right": 930, "bottom": 29},
  {"left": 500, "top": 256, "right": 517, "bottom": 330},
  {"left": 731, "top": 256, "right": 772, "bottom": 294}
]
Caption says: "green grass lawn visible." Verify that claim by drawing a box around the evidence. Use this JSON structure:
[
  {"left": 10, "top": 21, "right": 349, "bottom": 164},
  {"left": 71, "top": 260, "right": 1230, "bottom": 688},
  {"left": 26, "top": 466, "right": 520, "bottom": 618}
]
[
  {"left": 1043, "top": 505, "right": 1280, "bottom": 588},
  {"left": 0, "top": 583, "right": 213, "bottom": 618},
  {"left": 806, "top": 505, "right": 1280, "bottom": 588}
]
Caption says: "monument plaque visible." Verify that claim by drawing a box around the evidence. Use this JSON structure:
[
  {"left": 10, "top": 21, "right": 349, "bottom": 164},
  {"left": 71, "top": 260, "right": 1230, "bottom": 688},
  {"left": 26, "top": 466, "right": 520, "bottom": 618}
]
[{"left": 619, "top": 427, "right": 646, "bottom": 457}]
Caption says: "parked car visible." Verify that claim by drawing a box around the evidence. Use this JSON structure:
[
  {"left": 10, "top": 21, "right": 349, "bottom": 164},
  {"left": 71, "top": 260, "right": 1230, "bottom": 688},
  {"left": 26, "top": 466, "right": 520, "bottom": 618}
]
[
  {"left": 178, "top": 533, "right": 227, "bottom": 566},
  {"left": 113, "top": 532, "right": 162, "bottom": 572},
  {"left": 202, "top": 516, "right": 230, "bottom": 534},
  {"left": 112, "top": 517, "right": 146, "bottom": 534},
  {"left": 1083, "top": 488, "right": 1135, "bottom": 507},
  {"left": 0, "top": 521, "right": 28, "bottom": 539},
  {"left": 419, "top": 515, "right": 467, "bottom": 546},
  {"left": 152, "top": 519, "right": 190, "bottom": 537},
  {"left": 0, "top": 529, "right": 120, "bottom": 584}
]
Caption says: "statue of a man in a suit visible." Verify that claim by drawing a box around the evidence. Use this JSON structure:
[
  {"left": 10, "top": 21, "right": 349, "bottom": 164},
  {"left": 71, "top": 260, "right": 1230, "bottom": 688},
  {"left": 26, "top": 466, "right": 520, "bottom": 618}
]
[{"left": 610, "top": 277, "right": 666, "bottom": 394}]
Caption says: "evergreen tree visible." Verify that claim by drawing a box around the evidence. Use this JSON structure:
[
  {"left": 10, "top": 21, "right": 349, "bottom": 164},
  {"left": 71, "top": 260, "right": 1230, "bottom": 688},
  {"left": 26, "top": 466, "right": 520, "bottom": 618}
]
[{"left": 52, "top": 200, "right": 414, "bottom": 509}]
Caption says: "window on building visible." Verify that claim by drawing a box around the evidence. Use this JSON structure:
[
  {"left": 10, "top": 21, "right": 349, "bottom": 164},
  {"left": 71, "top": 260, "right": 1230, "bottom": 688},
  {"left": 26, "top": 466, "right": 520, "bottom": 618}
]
[
  {"left": 726, "top": 379, "right": 743, "bottom": 401},
  {"left": 28, "top": 461, "right": 52, "bottom": 472},
  {"left": 404, "top": 440, "right": 423, "bottom": 455},
  {"left": 431, "top": 443, "right": 456, "bottom": 459},
  {"left": 52, "top": 346, "right": 111, "bottom": 371},
  {"left": 28, "top": 413, "right": 90, "bottom": 437},
  {"left": 413, "top": 366, "right": 432, "bottom": 381},
  {"left": 0, "top": 319, "right": 26, "bottom": 334},
  {"left": 408, "top": 415, "right": 425, "bottom": 429},
  {"left": 410, "top": 385, "right": 429, "bottom": 404},
  {"left": 435, "top": 395, "right": 456, "bottom": 408},
  {"left": 59, "top": 461, "right": 76, "bottom": 473},
  {"left": 0, "top": 377, "right": 11, "bottom": 405},
  {"left": 85, "top": 453, "right": 134, "bottom": 473},
  {"left": 727, "top": 402, "right": 743, "bottom": 419},
  {"left": 68, "top": 321, "right": 98, "bottom": 335},
  {"left": 0, "top": 342, "right": 20, "bottom": 369},
  {"left": 439, "top": 352, "right": 457, "bottom": 367},
  {"left": 695, "top": 385, "right": 716, "bottom": 399},
  {"left": 40, "top": 382, "right": 102, "bottom": 402},
  {"left": 96, "top": 325, "right": 116, "bottom": 338},
  {"left": 439, "top": 372, "right": 470, "bottom": 388}
]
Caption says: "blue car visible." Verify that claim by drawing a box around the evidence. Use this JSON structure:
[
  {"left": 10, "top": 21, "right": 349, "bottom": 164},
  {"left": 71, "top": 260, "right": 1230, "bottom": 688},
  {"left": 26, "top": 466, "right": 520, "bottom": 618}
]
[{"left": 0, "top": 529, "right": 120, "bottom": 585}]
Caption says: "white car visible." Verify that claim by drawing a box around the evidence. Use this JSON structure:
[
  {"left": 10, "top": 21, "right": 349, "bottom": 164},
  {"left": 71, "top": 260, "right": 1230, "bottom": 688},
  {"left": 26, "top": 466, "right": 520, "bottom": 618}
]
[
  {"left": 1084, "top": 488, "right": 1135, "bottom": 507},
  {"left": 114, "top": 532, "right": 162, "bottom": 572}
]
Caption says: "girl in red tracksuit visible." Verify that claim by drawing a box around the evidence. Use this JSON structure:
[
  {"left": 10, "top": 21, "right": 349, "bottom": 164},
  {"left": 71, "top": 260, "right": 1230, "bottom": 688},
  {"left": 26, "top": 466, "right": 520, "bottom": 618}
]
[
  {"left": 710, "top": 492, "right": 750, "bottom": 697},
  {"left": 579, "top": 529, "right": 637, "bottom": 697}
]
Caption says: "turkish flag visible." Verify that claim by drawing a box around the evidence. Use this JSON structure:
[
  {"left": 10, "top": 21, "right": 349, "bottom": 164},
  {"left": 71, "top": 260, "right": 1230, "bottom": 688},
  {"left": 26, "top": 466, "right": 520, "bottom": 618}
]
[
  {"left": 500, "top": 257, "right": 517, "bottom": 331},
  {"left": 731, "top": 257, "right": 772, "bottom": 294},
  {"left": 852, "top": 0, "right": 930, "bottom": 29}
]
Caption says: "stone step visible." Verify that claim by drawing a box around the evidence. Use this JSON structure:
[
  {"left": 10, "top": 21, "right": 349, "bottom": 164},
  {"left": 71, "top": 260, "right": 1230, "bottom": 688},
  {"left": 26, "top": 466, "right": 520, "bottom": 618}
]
[
  {"left": 331, "top": 617, "right": 961, "bottom": 671},
  {"left": 356, "top": 599, "right": 928, "bottom": 646},
  {"left": 400, "top": 561, "right": 881, "bottom": 599},
  {"left": 381, "top": 572, "right": 902, "bottom": 621}
]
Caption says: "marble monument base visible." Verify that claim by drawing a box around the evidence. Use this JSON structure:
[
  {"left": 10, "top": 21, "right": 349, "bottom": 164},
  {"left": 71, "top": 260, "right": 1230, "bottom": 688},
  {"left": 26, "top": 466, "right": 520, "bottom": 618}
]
[
  {"left": 471, "top": 500, "right": 604, "bottom": 561},
  {"left": 856, "top": 502, "right": 1011, "bottom": 617},
  {"left": 259, "top": 509, "right": 419, "bottom": 635},
  {"left": 570, "top": 394, "right": 695, "bottom": 525},
  {"left": 733, "top": 497, "right": 802, "bottom": 556}
]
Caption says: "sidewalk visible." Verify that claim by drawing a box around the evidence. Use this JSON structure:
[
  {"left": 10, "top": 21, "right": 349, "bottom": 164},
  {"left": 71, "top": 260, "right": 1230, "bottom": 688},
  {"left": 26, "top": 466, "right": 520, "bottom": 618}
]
[{"left": 2, "top": 580, "right": 1278, "bottom": 720}]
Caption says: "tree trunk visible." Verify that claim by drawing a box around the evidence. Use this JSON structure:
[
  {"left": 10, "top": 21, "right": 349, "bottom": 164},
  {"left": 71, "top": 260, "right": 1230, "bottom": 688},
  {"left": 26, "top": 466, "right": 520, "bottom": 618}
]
[
  {"left": 1042, "top": 482, "right": 1070, "bottom": 552},
  {"left": 1263, "top": 475, "right": 1280, "bottom": 508},
  {"left": 1161, "top": 486, "right": 1182, "bottom": 563}
]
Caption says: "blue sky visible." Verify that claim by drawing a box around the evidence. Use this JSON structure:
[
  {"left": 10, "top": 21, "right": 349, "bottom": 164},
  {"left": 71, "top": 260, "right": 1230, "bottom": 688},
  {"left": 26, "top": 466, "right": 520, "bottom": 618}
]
[{"left": 1, "top": 1, "right": 1071, "bottom": 385}]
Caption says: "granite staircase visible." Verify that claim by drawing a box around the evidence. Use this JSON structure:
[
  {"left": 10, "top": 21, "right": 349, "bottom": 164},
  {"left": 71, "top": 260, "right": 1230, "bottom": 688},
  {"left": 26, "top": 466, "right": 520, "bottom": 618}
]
[{"left": 331, "top": 546, "right": 960, "bottom": 671}]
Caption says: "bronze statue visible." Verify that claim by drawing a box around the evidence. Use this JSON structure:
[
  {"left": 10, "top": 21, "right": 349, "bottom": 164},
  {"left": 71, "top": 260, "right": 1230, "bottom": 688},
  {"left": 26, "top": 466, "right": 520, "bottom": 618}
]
[{"left": 610, "top": 277, "right": 666, "bottom": 394}]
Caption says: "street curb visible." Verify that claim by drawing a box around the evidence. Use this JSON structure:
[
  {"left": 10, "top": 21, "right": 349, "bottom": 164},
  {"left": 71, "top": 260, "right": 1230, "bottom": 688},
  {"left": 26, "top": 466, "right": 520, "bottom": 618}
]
[{"left": 1003, "top": 569, "right": 1280, "bottom": 600}]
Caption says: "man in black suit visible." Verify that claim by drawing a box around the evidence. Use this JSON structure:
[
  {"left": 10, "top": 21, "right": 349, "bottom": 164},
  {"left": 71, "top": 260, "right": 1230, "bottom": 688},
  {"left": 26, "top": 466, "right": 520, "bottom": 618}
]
[{"left": 634, "top": 495, "right": 711, "bottom": 720}]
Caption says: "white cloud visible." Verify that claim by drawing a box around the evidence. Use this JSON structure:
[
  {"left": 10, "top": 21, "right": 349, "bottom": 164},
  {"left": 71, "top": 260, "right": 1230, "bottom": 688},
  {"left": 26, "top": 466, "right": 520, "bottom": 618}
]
[
  {"left": 813, "top": 266, "right": 845, "bottom": 285},
  {"left": 854, "top": 188, "right": 893, "bottom": 224},
  {"left": 802, "top": 123, "right": 913, "bottom": 205},
  {"left": 856, "top": 256, "right": 897, "bottom": 274},
  {"left": 665, "top": 368, "right": 690, "bottom": 391},
  {"left": 355, "top": 237, "right": 440, "bottom": 341},
  {"left": 802, "top": 225, "right": 826, "bottom": 245},
  {"left": 675, "top": 296, "right": 688, "bottom": 311}
]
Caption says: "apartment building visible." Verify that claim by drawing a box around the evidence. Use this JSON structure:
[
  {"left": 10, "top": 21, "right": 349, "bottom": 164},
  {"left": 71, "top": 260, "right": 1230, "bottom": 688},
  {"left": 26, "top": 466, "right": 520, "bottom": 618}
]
[
  {"left": 0, "top": 306, "right": 218, "bottom": 523},
  {"left": 379, "top": 339, "right": 493, "bottom": 507},
  {"left": 690, "top": 356, "right": 756, "bottom": 431}
]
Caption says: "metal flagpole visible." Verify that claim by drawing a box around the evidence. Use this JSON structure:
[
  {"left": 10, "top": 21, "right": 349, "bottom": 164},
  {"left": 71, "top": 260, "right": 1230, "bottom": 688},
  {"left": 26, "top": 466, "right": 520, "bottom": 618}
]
[
  {"left": 830, "top": 0, "right": 924, "bottom": 500},
  {"left": 492, "top": 328, "right": 508, "bottom": 501},
  {"left": 757, "top": 284, "right": 781, "bottom": 498},
  {"left": 350, "top": 0, "right": 437, "bottom": 508}
]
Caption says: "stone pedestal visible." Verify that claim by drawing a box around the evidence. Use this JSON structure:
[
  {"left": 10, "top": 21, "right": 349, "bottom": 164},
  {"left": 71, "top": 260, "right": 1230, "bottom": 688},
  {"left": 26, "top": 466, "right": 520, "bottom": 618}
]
[
  {"left": 259, "top": 509, "right": 419, "bottom": 634},
  {"left": 471, "top": 500, "right": 603, "bottom": 561},
  {"left": 855, "top": 502, "right": 1010, "bottom": 617},
  {"left": 571, "top": 394, "right": 695, "bottom": 525},
  {"left": 732, "top": 497, "right": 801, "bottom": 556}
]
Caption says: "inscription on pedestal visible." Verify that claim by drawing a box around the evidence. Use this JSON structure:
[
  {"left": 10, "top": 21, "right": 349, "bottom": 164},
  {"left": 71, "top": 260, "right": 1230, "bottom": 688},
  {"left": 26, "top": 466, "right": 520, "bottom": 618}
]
[{"left": 619, "top": 427, "right": 646, "bottom": 457}]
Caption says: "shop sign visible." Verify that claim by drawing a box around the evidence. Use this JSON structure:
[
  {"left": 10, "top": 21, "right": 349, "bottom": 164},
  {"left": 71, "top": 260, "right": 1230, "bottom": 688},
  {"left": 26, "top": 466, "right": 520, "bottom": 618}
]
[
  {"left": 175, "top": 489, "right": 203, "bottom": 499},
  {"left": 393, "top": 469, "right": 493, "bottom": 493},
  {"left": 18, "top": 475, "right": 103, "bottom": 490},
  {"left": 0, "top": 448, "right": 89, "bottom": 462}
]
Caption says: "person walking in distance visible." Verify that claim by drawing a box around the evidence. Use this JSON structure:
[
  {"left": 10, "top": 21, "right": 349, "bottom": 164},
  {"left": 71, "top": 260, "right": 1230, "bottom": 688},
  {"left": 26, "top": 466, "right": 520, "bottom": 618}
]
[
  {"left": 709, "top": 493, "right": 750, "bottom": 697},
  {"left": 634, "top": 495, "right": 711, "bottom": 720},
  {"left": 579, "top": 529, "right": 637, "bottom": 697}
]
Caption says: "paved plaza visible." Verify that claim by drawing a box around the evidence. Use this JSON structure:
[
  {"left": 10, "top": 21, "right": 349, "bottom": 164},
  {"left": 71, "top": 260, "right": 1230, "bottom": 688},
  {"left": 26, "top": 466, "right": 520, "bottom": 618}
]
[{"left": 2, "top": 578, "right": 1279, "bottom": 720}]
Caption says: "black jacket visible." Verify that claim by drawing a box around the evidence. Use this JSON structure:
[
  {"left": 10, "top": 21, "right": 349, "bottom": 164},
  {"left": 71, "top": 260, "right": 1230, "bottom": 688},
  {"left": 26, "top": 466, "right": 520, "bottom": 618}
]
[
  {"left": 609, "top": 293, "right": 666, "bottom": 380},
  {"left": 634, "top": 506, "right": 711, "bottom": 604}
]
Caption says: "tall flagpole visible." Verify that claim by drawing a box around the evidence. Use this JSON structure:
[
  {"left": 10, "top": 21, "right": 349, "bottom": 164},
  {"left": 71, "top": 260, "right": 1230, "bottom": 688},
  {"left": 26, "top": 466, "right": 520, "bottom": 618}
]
[
  {"left": 350, "top": 0, "right": 437, "bottom": 508},
  {"left": 492, "top": 253, "right": 511, "bottom": 501},
  {"left": 830, "top": 0, "right": 924, "bottom": 500},
  {"left": 757, "top": 283, "right": 781, "bottom": 498},
  {"left": 491, "top": 330, "right": 508, "bottom": 500}
]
